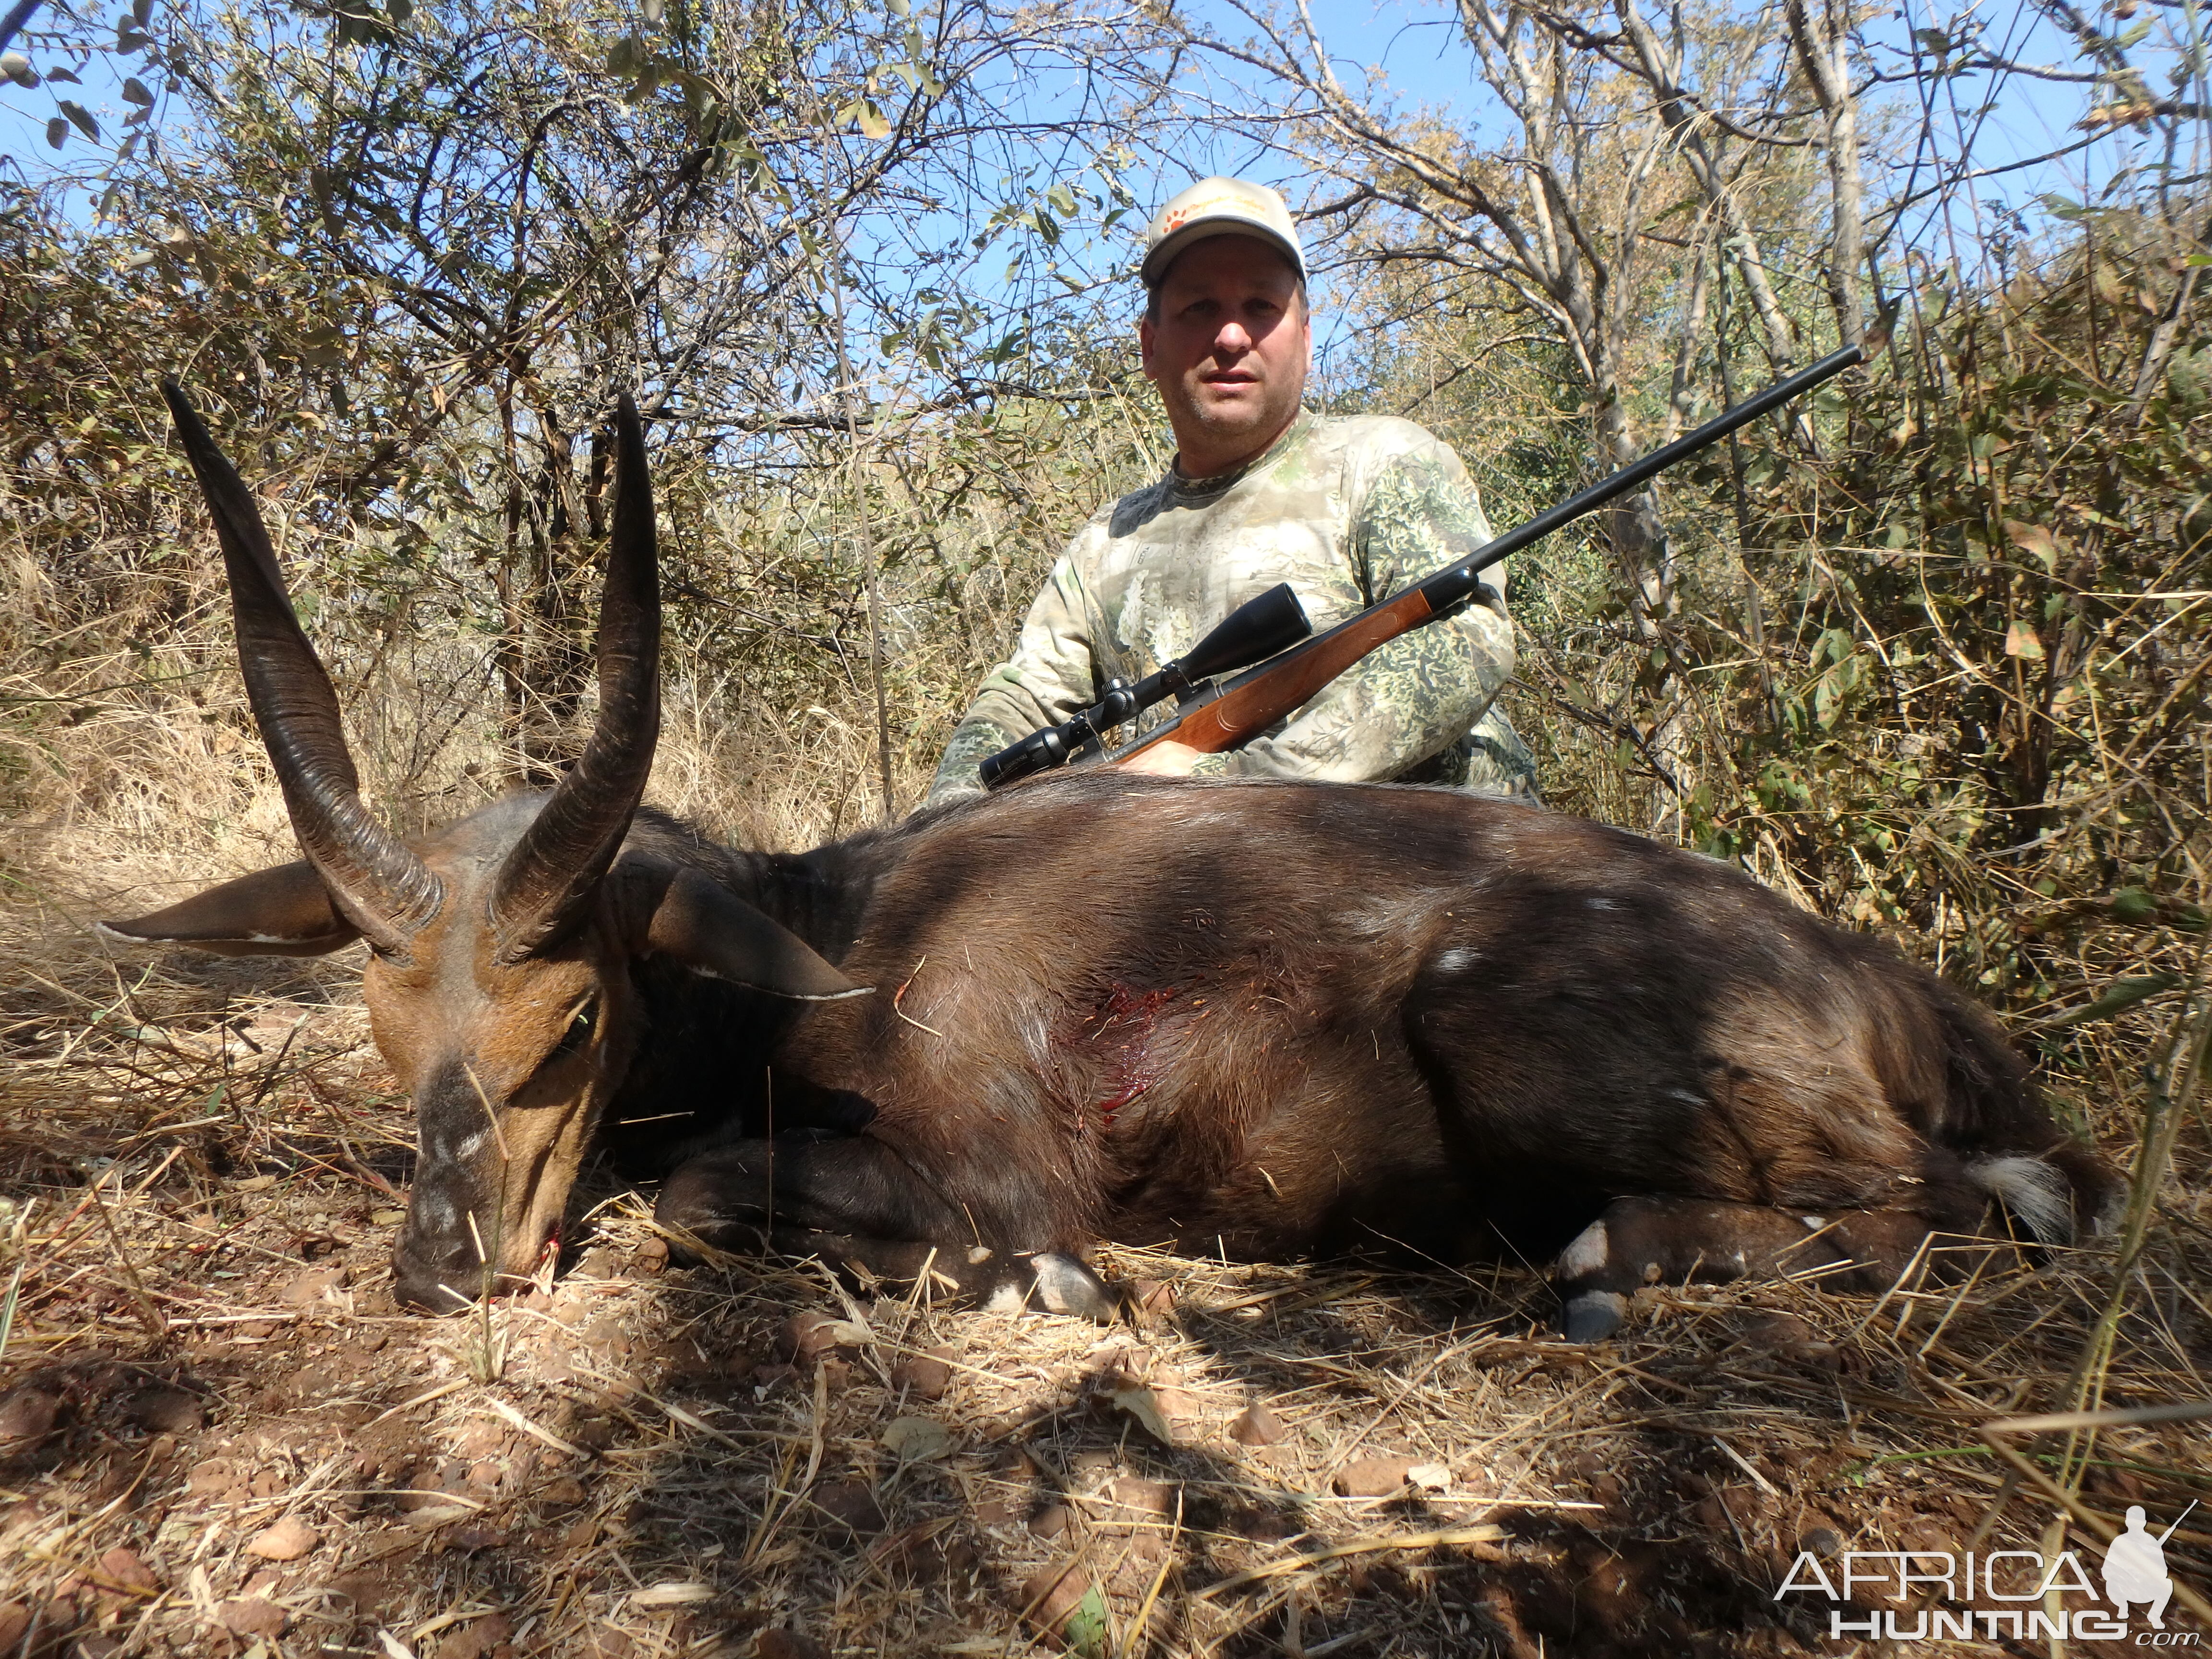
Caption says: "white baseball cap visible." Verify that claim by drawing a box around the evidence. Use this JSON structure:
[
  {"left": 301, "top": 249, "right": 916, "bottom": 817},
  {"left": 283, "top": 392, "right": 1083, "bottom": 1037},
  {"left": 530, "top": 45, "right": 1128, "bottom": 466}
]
[{"left": 1142, "top": 177, "right": 1306, "bottom": 289}]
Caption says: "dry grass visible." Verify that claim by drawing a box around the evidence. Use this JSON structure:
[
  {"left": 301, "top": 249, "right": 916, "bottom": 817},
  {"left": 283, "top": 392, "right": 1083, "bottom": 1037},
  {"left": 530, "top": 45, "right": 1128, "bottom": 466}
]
[
  {"left": 2, "top": 695, "right": 2209, "bottom": 1659},
  {"left": 3, "top": 507, "right": 2210, "bottom": 1658}
]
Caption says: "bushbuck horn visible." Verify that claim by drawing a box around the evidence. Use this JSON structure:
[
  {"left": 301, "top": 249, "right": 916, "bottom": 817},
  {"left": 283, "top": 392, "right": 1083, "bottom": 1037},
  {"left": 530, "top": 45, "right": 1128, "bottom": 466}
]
[
  {"left": 159, "top": 379, "right": 442, "bottom": 956},
  {"left": 488, "top": 393, "right": 661, "bottom": 961}
]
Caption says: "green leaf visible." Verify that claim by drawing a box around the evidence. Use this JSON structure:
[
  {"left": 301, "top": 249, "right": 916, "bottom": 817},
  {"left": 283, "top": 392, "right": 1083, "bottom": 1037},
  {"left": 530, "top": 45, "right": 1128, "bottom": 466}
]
[
  {"left": 121, "top": 76, "right": 153, "bottom": 104},
  {"left": 2044, "top": 974, "right": 2179, "bottom": 1028},
  {"left": 44, "top": 63, "right": 78, "bottom": 83},
  {"left": 1064, "top": 1585, "right": 1109, "bottom": 1659},
  {"left": 45, "top": 116, "right": 67, "bottom": 148},
  {"left": 854, "top": 99, "right": 890, "bottom": 138},
  {"left": 2109, "top": 888, "right": 2160, "bottom": 925},
  {"left": 57, "top": 98, "right": 99, "bottom": 140}
]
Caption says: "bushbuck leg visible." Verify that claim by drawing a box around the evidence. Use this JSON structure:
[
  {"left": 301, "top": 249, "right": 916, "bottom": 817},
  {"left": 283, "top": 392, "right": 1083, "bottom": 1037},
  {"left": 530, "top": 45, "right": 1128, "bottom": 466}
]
[
  {"left": 1552, "top": 1191, "right": 2025, "bottom": 1342},
  {"left": 655, "top": 1138, "right": 1117, "bottom": 1317}
]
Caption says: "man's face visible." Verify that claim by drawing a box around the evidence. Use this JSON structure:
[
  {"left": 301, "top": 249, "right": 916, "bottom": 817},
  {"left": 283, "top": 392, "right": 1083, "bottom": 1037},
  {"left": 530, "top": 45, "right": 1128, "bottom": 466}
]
[{"left": 1139, "top": 234, "right": 1311, "bottom": 476}]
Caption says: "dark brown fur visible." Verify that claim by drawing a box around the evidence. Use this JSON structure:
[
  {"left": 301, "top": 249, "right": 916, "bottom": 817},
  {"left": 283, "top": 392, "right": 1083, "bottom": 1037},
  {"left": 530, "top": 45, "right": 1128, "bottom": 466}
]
[{"left": 652, "top": 769, "right": 2117, "bottom": 1331}]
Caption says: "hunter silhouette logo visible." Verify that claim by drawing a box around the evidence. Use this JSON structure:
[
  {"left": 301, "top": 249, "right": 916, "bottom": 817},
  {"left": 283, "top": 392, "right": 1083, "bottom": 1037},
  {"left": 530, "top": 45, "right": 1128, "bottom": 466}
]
[
  {"left": 2105, "top": 1503, "right": 2194, "bottom": 1629},
  {"left": 1775, "top": 1499, "right": 2200, "bottom": 1643}
]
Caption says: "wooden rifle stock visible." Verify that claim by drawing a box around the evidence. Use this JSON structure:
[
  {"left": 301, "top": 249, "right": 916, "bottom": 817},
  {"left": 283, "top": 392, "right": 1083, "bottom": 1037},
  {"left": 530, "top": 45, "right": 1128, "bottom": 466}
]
[
  {"left": 1125, "top": 589, "right": 1439, "bottom": 757},
  {"left": 1104, "top": 340, "right": 1867, "bottom": 771}
]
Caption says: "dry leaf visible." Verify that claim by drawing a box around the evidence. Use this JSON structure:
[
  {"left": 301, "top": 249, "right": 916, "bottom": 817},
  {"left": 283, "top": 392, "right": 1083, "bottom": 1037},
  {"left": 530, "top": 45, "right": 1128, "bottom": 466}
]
[
  {"left": 1109, "top": 1385, "right": 1175, "bottom": 1445},
  {"left": 882, "top": 1415, "right": 953, "bottom": 1461}
]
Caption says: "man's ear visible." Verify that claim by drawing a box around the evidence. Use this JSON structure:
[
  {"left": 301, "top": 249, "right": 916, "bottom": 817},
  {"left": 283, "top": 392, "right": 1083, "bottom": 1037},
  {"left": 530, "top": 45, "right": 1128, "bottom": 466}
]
[
  {"left": 622, "top": 864, "right": 866, "bottom": 1000},
  {"left": 100, "top": 862, "right": 362, "bottom": 957}
]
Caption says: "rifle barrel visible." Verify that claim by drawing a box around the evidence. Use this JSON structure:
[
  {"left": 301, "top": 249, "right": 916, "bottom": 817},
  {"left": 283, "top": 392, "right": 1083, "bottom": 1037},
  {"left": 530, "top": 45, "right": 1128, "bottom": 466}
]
[
  {"left": 1110, "top": 340, "right": 1865, "bottom": 763},
  {"left": 1448, "top": 341, "right": 1863, "bottom": 588}
]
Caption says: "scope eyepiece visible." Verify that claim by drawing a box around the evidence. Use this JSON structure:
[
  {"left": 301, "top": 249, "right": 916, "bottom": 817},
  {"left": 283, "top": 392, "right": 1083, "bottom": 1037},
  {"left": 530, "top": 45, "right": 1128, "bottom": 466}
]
[{"left": 977, "top": 726, "right": 1069, "bottom": 790}]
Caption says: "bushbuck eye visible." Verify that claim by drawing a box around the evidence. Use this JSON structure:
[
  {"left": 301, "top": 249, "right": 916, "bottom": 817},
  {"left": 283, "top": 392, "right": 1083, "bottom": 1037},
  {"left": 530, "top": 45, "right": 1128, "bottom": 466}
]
[{"left": 548, "top": 1004, "right": 595, "bottom": 1063}]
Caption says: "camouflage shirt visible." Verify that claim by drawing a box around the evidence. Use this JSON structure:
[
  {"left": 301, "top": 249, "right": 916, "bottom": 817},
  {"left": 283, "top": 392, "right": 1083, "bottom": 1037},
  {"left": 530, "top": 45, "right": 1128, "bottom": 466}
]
[{"left": 926, "top": 410, "right": 1538, "bottom": 804}]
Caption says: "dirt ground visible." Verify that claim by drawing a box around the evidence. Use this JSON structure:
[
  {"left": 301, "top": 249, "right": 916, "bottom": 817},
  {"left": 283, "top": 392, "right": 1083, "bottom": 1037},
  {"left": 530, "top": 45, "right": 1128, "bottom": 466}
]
[{"left": 2, "top": 962, "right": 2208, "bottom": 1659}]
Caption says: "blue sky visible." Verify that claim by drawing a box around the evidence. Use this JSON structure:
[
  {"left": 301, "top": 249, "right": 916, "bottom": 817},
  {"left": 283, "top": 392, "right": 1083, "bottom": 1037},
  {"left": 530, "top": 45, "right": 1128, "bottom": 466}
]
[{"left": 5, "top": 0, "right": 2191, "bottom": 391}]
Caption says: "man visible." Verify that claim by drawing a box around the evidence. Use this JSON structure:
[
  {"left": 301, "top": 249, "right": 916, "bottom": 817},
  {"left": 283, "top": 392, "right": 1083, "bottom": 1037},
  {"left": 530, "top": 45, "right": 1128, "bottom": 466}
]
[
  {"left": 2103, "top": 1505, "right": 2173, "bottom": 1628},
  {"left": 926, "top": 177, "right": 1538, "bottom": 804}
]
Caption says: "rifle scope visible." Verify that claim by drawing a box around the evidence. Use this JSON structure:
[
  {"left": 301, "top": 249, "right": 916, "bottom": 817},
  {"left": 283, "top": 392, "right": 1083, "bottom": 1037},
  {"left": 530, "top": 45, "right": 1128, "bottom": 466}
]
[{"left": 978, "top": 582, "right": 1310, "bottom": 790}]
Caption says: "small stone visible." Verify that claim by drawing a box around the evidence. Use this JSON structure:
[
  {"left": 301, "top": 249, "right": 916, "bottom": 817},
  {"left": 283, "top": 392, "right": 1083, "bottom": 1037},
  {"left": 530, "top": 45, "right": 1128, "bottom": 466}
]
[
  {"left": 1407, "top": 1463, "right": 1451, "bottom": 1493},
  {"left": 891, "top": 1346, "right": 955, "bottom": 1400},
  {"left": 1799, "top": 1526, "right": 1843, "bottom": 1559},
  {"left": 467, "top": 1459, "right": 503, "bottom": 1490},
  {"left": 245, "top": 1516, "right": 320, "bottom": 1561},
  {"left": 186, "top": 1460, "right": 240, "bottom": 1500},
  {"left": 1740, "top": 1312, "right": 1814, "bottom": 1357},
  {"left": 0, "top": 1387, "right": 60, "bottom": 1447},
  {"left": 1104, "top": 1477, "right": 1174, "bottom": 1515},
  {"left": 216, "top": 1597, "right": 288, "bottom": 1637},
  {"left": 432, "top": 1611, "right": 514, "bottom": 1659},
  {"left": 448, "top": 1526, "right": 509, "bottom": 1551},
  {"left": 279, "top": 1264, "right": 348, "bottom": 1306},
  {"left": 756, "top": 1630, "right": 830, "bottom": 1659},
  {"left": 1230, "top": 1401, "right": 1288, "bottom": 1446},
  {"left": 807, "top": 1479, "right": 886, "bottom": 1537},
  {"left": 540, "top": 1476, "right": 587, "bottom": 1510},
  {"left": 124, "top": 1388, "right": 203, "bottom": 1435},
  {"left": 372, "top": 1209, "right": 408, "bottom": 1227},
  {"left": 1332, "top": 1456, "right": 1417, "bottom": 1498},
  {"left": 94, "top": 1547, "right": 158, "bottom": 1598},
  {"left": 1020, "top": 1558, "right": 1095, "bottom": 1632},
  {"left": 633, "top": 1235, "right": 670, "bottom": 1273},
  {"left": 775, "top": 1310, "right": 865, "bottom": 1363},
  {"left": 1028, "top": 1503, "right": 1074, "bottom": 1539}
]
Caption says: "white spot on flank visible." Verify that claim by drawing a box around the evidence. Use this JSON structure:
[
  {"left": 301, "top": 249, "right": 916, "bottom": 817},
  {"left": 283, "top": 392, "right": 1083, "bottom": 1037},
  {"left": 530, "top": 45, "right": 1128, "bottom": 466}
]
[
  {"left": 1435, "top": 947, "right": 1480, "bottom": 974},
  {"left": 1587, "top": 896, "right": 1621, "bottom": 911},
  {"left": 1802, "top": 1215, "right": 1826, "bottom": 1228}
]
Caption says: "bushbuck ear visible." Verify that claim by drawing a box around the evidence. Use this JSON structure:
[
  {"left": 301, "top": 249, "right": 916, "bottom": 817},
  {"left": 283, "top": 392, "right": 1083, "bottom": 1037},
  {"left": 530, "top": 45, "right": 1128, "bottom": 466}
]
[
  {"left": 100, "top": 861, "right": 361, "bottom": 957},
  {"left": 630, "top": 866, "right": 866, "bottom": 1000}
]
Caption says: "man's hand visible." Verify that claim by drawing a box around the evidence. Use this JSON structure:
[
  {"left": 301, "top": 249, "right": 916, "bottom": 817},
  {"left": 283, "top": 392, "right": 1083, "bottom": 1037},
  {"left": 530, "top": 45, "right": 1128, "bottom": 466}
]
[{"left": 1114, "top": 738, "right": 1208, "bottom": 778}]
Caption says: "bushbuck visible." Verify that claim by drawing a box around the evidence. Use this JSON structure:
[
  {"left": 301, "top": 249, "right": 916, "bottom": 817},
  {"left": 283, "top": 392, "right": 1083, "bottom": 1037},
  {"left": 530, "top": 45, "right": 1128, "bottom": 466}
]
[{"left": 104, "top": 384, "right": 2117, "bottom": 1339}]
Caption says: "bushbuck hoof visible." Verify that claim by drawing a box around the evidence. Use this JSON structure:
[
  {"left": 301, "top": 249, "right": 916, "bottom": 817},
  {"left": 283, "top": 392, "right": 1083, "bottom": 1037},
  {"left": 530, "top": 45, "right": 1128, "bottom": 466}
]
[
  {"left": 981, "top": 1252, "right": 1117, "bottom": 1321},
  {"left": 1560, "top": 1289, "right": 1627, "bottom": 1344}
]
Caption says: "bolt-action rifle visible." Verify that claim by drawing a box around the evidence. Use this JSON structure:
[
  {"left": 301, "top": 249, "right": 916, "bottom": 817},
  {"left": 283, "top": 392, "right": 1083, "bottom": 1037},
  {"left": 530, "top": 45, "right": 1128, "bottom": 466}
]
[{"left": 980, "top": 338, "right": 1872, "bottom": 792}]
